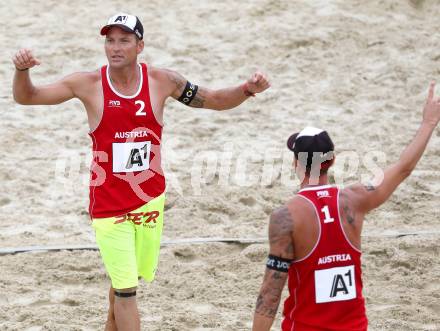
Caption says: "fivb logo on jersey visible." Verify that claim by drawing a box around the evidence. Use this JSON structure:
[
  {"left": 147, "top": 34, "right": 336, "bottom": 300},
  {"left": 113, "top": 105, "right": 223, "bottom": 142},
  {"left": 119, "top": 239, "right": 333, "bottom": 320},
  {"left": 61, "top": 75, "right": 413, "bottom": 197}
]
[
  {"left": 109, "top": 100, "right": 121, "bottom": 108},
  {"left": 317, "top": 190, "right": 330, "bottom": 198}
]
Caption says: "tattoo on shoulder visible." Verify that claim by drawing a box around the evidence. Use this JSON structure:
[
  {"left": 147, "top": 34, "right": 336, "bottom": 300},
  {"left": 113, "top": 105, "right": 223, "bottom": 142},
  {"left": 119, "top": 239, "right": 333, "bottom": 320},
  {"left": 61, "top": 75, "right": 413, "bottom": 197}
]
[
  {"left": 269, "top": 207, "right": 294, "bottom": 257},
  {"left": 165, "top": 69, "right": 185, "bottom": 92},
  {"left": 364, "top": 183, "right": 376, "bottom": 191},
  {"left": 340, "top": 191, "right": 355, "bottom": 225}
]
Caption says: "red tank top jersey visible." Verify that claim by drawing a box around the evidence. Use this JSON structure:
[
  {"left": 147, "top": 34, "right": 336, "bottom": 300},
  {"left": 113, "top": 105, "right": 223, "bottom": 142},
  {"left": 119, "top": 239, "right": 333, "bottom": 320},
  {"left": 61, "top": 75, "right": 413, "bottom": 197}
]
[
  {"left": 282, "top": 185, "right": 368, "bottom": 331},
  {"left": 88, "top": 63, "right": 165, "bottom": 218}
]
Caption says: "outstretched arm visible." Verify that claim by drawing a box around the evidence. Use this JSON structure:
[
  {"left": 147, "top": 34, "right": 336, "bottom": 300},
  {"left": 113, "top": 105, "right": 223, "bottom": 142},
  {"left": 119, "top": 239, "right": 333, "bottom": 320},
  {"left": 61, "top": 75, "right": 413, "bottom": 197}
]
[
  {"left": 346, "top": 81, "right": 440, "bottom": 213},
  {"left": 12, "top": 48, "right": 78, "bottom": 105},
  {"left": 164, "top": 69, "right": 270, "bottom": 110},
  {"left": 252, "top": 206, "right": 294, "bottom": 331}
]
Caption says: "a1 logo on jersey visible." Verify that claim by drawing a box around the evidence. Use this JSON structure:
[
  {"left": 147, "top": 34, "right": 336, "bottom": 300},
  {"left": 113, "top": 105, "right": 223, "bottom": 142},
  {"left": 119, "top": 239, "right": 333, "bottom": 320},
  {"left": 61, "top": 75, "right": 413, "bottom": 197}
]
[
  {"left": 112, "top": 141, "right": 151, "bottom": 173},
  {"left": 315, "top": 265, "right": 356, "bottom": 303}
]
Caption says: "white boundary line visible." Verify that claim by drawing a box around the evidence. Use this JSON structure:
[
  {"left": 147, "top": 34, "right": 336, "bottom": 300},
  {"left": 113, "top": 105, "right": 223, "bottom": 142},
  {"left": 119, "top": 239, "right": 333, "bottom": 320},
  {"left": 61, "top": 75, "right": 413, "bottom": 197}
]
[{"left": 0, "top": 231, "right": 439, "bottom": 255}]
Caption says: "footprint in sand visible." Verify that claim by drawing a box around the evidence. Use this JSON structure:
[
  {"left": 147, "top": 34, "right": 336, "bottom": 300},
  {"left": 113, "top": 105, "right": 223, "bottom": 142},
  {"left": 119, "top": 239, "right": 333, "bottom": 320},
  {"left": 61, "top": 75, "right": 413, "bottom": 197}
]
[
  {"left": 239, "top": 196, "right": 257, "bottom": 207},
  {"left": 0, "top": 197, "right": 11, "bottom": 207},
  {"left": 60, "top": 298, "right": 80, "bottom": 306},
  {"left": 173, "top": 247, "right": 196, "bottom": 262}
]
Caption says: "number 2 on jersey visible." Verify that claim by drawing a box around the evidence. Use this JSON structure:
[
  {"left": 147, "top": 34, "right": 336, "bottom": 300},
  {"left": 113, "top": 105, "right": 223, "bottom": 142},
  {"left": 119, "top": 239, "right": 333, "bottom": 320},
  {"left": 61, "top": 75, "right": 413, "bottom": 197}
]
[
  {"left": 135, "top": 100, "right": 146, "bottom": 116},
  {"left": 321, "top": 205, "right": 334, "bottom": 223}
]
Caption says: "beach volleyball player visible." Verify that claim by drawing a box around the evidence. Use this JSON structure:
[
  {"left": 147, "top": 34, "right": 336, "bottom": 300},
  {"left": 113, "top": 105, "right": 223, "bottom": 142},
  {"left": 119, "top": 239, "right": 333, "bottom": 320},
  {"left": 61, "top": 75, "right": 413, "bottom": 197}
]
[
  {"left": 252, "top": 82, "right": 440, "bottom": 330},
  {"left": 12, "top": 13, "right": 270, "bottom": 331}
]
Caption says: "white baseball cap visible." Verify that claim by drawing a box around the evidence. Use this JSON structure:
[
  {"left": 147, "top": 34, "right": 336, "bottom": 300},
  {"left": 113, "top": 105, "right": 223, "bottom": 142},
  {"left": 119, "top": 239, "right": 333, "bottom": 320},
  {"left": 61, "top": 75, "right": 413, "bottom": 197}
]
[{"left": 100, "top": 13, "right": 144, "bottom": 40}]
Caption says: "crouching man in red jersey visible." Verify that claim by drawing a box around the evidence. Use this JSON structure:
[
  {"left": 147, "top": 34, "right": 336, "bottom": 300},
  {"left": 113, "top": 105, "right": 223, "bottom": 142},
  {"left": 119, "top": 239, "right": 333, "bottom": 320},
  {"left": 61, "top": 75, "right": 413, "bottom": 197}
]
[
  {"left": 252, "top": 82, "right": 440, "bottom": 331},
  {"left": 12, "top": 13, "right": 270, "bottom": 331}
]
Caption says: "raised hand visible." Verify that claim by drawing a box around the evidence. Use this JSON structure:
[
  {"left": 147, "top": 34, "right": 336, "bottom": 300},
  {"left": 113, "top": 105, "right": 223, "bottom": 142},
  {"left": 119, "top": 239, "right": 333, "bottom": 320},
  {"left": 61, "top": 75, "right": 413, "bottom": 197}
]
[
  {"left": 423, "top": 81, "right": 440, "bottom": 127},
  {"left": 246, "top": 71, "right": 271, "bottom": 94},
  {"left": 12, "top": 48, "right": 41, "bottom": 71}
]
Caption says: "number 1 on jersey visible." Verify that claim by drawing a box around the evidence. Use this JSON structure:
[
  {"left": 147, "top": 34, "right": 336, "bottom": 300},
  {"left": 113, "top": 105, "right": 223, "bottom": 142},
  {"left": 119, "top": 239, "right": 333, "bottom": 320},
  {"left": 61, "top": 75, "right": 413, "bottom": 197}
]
[{"left": 321, "top": 205, "right": 334, "bottom": 223}]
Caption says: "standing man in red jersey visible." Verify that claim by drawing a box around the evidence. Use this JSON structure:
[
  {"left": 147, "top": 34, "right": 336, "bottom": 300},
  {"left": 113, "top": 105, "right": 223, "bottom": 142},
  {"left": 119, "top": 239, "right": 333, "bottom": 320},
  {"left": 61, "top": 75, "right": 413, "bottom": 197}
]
[
  {"left": 252, "top": 82, "right": 440, "bottom": 331},
  {"left": 12, "top": 13, "right": 270, "bottom": 331}
]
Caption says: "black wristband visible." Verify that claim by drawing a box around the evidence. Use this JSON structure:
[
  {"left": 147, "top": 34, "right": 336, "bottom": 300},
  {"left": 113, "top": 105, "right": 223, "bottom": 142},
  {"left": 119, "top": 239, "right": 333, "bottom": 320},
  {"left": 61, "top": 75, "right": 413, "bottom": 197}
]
[{"left": 15, "top": 67, "right": 29, "bottom": 72}]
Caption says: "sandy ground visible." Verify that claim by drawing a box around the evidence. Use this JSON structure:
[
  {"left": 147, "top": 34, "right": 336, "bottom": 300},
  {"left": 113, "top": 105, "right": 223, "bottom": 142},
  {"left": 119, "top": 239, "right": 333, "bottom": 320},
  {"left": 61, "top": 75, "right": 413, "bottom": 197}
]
[{"left": 1, "top": 0, "right": 439, "bottom": 330}]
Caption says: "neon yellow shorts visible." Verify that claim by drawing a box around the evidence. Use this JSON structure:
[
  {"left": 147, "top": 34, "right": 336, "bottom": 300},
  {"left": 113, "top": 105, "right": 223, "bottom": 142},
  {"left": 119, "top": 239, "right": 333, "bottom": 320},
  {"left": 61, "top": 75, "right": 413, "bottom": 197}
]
[{"left": 92, "top": 193, "right": 165, "bottom": 290}]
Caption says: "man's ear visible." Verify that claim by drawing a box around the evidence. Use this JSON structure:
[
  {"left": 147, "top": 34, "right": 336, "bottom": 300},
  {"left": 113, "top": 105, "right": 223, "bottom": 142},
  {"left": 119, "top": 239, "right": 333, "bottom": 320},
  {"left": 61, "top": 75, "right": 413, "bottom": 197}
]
[
  {"left": 137, "top": 40, "right": 144, "bottom": 54},
  {"left": 329, "top": 154, "right": 336, "bottom": 167}
]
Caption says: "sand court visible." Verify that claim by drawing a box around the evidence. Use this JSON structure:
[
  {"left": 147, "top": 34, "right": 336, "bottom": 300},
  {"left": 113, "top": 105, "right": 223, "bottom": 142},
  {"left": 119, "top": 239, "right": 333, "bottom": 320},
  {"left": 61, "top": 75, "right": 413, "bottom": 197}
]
[{"left": 1, "top": 0, "right": 440, "bottom": 330}]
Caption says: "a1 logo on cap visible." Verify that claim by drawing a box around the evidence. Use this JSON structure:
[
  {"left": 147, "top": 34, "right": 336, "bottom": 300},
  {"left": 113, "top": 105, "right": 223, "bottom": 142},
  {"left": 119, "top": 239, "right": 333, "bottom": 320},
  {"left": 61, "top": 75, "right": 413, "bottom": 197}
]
[{"left": 113, "top": 15, "right": 128, "bottom": 24}]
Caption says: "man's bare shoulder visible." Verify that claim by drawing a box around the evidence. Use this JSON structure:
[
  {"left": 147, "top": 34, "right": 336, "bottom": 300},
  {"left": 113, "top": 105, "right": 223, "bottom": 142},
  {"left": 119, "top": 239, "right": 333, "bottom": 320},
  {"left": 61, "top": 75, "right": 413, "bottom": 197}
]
[
  {"left": 269, "top": 205, "right": 294, "bottom": 258},
  {"left": 83, "top": 69, "right": 101, "bottom": 80},
  {"left": 146, "top": 65, "right": 163, "bottom": 76},
  {"left": 340, "top": 183, "right": 378, "bottom": 216},
  {"left": 54, "top": 70, "right": 100, "bottom": 89},
  {"left": 341, "top": 183, "right": 376, "bottom": 201},
  {"left": 61, "top": 70, "right": 101, "bottom": 94},
  {"left": 289, "top": 195, "right": 313, "bottom": 213},
  {"left": 290, "top": 195, "right": 311, "bottom": 206},
  {"left": 270, "top": 205, "right": 291, "bottom": 225},
  {"left": 49, "top": 70, "right": 100, "bottom": 100},
  {"left": 66, "top": 70, "right": 101, "bottom": 84},
  {"left": 270, "top": 196, "right": 309, "bottom": 230},
  {"left": 148, "top": 66, "right": 177, "bottom": 83},
  {"left": 147, "top": 66, "right": 183, "bottom": 97},
  {"left": 344, "top": 183, "right": 375, "bottom": 193}
]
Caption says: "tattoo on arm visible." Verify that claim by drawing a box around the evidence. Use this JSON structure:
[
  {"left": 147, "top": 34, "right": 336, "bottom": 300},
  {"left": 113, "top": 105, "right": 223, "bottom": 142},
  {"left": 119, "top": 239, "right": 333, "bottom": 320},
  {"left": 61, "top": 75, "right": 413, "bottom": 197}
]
[
  {"left": 189, "top": 87, "right": 206, "bottom": 108},
  {"left": 364, "top": 183, "right": 376, "bottom": 191},
  {"left": 255, "top": 206, "right": 294, "bottom": 318},
  {"left": 255, "top": 269, "right": 288, "bottom": 318}
]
